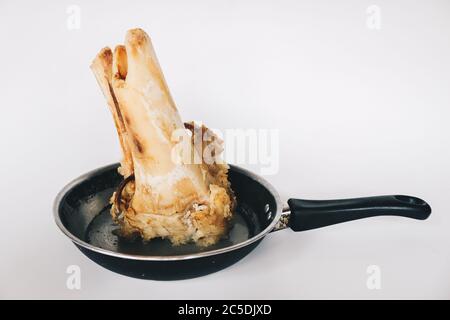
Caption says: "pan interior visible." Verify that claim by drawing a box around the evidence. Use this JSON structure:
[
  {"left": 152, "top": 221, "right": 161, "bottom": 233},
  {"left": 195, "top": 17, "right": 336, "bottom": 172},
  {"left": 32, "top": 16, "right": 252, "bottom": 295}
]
[{"left": 57, "top": 164, "right": 278, "bottom": 257}]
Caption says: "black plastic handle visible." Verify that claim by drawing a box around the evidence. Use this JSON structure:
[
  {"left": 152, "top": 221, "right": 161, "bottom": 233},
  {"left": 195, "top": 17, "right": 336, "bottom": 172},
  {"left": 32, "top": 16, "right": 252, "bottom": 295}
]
[{"left": 287, "top": 195, "right": 431, "bottom": 232}]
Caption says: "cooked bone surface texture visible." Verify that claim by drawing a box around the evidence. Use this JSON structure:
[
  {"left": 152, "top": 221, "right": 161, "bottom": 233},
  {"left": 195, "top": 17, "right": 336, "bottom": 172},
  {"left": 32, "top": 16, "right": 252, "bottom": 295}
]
[
  {"left": 91, "top": 29, "right": 234, "bottom": 246},
  {"left": 91, "top": 48, "right": 133, "bottom": 177}
]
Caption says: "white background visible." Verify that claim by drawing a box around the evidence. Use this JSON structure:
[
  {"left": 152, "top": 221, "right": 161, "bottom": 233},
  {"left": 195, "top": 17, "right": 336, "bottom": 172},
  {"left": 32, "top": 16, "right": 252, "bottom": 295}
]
[{"left": 0, "top": 0, "right": 449, "bottom": 299}]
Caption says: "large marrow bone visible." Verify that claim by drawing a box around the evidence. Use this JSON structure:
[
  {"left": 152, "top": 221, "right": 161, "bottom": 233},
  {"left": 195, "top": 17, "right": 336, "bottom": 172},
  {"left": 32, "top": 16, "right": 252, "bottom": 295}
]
[
  {"left": 111, "top": 29, "right": 209, "bottom": 215},
  {"left": 92, "top": 29, "right": 234, "bottom": 246}
]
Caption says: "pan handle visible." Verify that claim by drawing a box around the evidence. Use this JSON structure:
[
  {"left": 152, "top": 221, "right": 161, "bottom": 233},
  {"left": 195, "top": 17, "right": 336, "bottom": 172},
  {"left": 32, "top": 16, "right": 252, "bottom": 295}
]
[{"left": 287, "top": 195, "right": 431, "bottom": 232}]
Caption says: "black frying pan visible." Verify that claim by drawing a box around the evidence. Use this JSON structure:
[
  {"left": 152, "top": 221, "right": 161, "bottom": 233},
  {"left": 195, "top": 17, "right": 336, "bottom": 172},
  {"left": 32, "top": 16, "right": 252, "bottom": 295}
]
[{"left": 54, "top": 163, "right": 431, "bottom": 280}]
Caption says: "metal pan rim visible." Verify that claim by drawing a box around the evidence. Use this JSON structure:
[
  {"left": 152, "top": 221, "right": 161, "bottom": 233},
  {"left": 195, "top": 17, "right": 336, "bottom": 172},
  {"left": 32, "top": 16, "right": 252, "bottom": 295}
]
[{"left": 53, "top": 163, "right": 283, "bottom": 261}]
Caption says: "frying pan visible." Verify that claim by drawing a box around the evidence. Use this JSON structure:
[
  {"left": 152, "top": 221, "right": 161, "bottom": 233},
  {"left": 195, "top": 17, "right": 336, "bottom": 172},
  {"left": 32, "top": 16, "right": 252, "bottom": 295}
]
[{"left": 54, "top": 163, "right": 431, "bottom": 280}]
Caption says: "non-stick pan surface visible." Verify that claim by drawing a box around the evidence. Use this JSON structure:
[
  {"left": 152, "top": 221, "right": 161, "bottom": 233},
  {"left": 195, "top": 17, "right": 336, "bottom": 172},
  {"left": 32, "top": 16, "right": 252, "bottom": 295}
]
[{"left": 54, "top": 164, "right": 281, "bottom": 280}]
